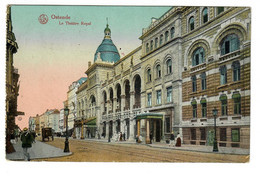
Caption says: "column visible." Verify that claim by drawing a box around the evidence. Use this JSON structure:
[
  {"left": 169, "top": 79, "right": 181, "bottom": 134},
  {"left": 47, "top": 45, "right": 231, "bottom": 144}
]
[
  {"left": 81, "top": 122, "right": 84, "bottom": 139},
  {"left": 146, "top": 119, "right": 150, "bottom": 144},
  {"left": 106, "top": 122, "right": 109, "bottom": 140}
]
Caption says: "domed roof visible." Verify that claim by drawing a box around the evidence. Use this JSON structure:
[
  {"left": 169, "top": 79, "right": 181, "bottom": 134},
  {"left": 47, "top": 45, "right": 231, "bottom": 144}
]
[{"left": 94, "top": 23, "right": 120, "bottom": 63}]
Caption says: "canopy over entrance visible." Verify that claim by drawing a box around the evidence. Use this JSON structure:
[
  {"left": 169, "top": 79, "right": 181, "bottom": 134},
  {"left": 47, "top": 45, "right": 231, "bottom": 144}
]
[
  {"left": 135, "top": 113, "right": 163, "bottom": 120},
  {"left": 85, "top": 117, "right": 96, "bottom": 127}
]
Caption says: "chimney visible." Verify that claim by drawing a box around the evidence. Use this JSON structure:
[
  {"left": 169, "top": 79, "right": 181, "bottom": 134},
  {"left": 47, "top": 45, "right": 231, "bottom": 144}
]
[{"left": 88, "top": 61, "right": 92, "bottom": 68}]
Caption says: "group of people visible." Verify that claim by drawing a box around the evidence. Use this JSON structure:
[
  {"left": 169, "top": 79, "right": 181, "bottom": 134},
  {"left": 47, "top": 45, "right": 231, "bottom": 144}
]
[
  {"left": 110, "top": 131, "right": 126, "bottom": 142},
  {"left": 169, "top": 132, "right": 181, "bottom": 147}
]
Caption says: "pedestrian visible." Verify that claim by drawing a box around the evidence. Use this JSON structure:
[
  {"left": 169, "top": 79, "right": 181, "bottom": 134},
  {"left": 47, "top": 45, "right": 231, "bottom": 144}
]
[
  {"left": 175, "top": 132, "right": 181, "bottom": 147},
  {"left": 169, "top": 131, "right": 175, "bottom": 147},
  {"left": 135, "top": 135, "right": 139, "bottom": 143},
  {"left": 138, "top": 135, "right": 143, "bottom": 143},
  {"left": 20, "top": 127, "right": 34, "bottom": 161}
]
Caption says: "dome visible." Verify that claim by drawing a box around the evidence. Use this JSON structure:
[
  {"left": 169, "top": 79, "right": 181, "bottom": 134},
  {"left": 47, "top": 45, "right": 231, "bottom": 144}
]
[{"left": 94, "top": 23, "right": 120, "bottom": 63}]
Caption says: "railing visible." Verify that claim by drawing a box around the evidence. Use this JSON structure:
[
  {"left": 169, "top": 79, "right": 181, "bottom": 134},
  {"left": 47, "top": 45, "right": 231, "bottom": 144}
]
[
  {"left": 190, "top": 63, "right": 206, "bottom": 73},
  {"left": 219, "top": 50, "right": 240, "bottom": 63}
]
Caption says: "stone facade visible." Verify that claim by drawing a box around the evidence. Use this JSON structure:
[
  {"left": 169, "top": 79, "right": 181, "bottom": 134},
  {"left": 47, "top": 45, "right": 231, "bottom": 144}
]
[{"left": 75, "top": 6, "right": 250, "bottom": 148}]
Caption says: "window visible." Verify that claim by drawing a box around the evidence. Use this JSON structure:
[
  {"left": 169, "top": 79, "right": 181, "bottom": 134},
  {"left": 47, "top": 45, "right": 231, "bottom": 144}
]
[
  {"left": 147, "top": 68, "right": 152, "bottom": 82},
  {"left": 166, "top": 59, "right": 172, "bottom": 74},
  {"left": 150, "top": 40, "right": 153, "bottom": 51},
  {"left": 156, "top": 64, "right": 161, "bottom": 78},
  {"left": 201, "top": 99, "right": 207, "bottom": 118},
  {"left": 231, "top": 128, "right": 240, "bottom": 142},
  {"left": 146, "top": 43, "right": 149, "bottom": 53},
  {"left": 201, "top": 72, "right": 206, "bottom": 90},
  {"left": 200, "top": 128, "right": 206, "bottom": 140},
  {"left": 232, "top": 61, "right": 241, "bottom": 81},
  {"left": 147, "top": 93, "right": 152, "bottom": 107},
  {"left": 220, "top": 128, "right": 227, "bottom": 141},
  {"left": 189, "top": 16, "right": 195, "bottom": 31},
  {"left": 202, "top": 7, "right": 208, "bottom": 23},
  {"left": 220, "top": 34, "right": 240, "bottom": 55},
  {"left": 220, "top": 65, "right": 227, "bottom": 85},
  {"left": 191, "top": 128, "right": 196, "bottom": 140},
  {"left": 233, "top": 92, "right": 241, "bottom": 115},
  {"left": 156, "top": 90, "right": 162, "bottom": 105},
  {"left": 217, "top": 7, "right": 224, "bottom": 15},
  {"left": 192, "top": 102, "right": 197, "bottom": 118},
  {"left": 166, "top": 86, "right": 173, "bottom": 103},
  {"left": 155, "top": 38, "right": 158, "bottom": 48},
  {"left": 220, "top": 95, "right": 228, "bottom": 116},
  {"left": 192, "top": 47, "right": 205, "bottom": 66},
  {"left": 165, "top": 117, "right": 170, "bottom": 133},
  {"left": 192, "top": 75, "right": 197, "bottom": 92},
  {"left": 170, "top": 27, "right": 175, "bottom": 38},
  {"left": 165, "top": 31, "right": 169, "bottom": 42},
  {"left": 160, "top": 34, "right": 163, "bottom": 46}
]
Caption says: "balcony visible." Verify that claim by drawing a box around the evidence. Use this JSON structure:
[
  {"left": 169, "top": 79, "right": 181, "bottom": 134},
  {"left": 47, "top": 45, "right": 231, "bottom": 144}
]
[
  {"left": 219, "top": 50, "right": 240, "bottom": 64},
  {"left": 190, "top": 63, "right": 206, "bottom": 73}
]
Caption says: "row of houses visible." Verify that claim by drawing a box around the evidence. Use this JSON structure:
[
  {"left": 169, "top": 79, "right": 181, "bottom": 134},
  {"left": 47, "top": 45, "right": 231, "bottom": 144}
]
[{"left": 30, "top": 6, "right": 251, "bottom": 149}]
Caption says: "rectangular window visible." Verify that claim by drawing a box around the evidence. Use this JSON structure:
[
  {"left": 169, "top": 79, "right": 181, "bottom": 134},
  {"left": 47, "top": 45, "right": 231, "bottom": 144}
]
[
  {"left": 201, "top": 103, "right": 207, "bottom": 118},
  {"left": 220, "top": 128, "right": 227, "bottom": 141},
  {"left": 221, "top": 100, "right": 228, "bottom": 116},
  {"left": 192, "top": 76, "right": 197, "bottom": 92},
  {"left": 200, "top": 128, "right": 206, "bottom": 140},
  {"left": 165, "top": 117, "right": 170, "bottom": 133},
  {"left": 156, "top": 90, "right": 162, "bottom": 105},
  {"left": 166, "top": 86, "right": 173, "bottom": 103},
  {"left": 192, "top": 104, "right": 197, "bottom": 118},
  {"left": 201, "top": 73, "right": 206, "bottom": 90},
  {"left": 220, "top": 66, "right": 227, "bottom": 85},
  {"left": 191, "top": 128, "right": 196, "bottom": 140},
  {"left": 217, "top": 7, "right": 224, "bottom": 15},
  {"left": 231, "top": 128, "right": 240, "bottom": 142},
  {"left": 147, "top": 93, "right": 152, "bottom": 107},
  {"left": 234, "top": 98, "right": 241, "bottom": 115}
]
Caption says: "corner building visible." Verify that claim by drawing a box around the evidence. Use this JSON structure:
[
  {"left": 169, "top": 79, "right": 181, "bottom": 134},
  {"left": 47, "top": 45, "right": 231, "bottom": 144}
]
[{"left": 76, "top": 7, "right": 250, "bottom": 148}]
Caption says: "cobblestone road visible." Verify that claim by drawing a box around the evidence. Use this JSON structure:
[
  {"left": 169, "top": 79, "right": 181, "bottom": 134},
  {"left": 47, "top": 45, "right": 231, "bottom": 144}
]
[{"left": 35, "top": 138, "right": 249, "bottom": 162}]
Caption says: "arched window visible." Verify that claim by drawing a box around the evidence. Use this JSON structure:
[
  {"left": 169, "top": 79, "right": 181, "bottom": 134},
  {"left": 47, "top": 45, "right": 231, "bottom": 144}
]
[
  {"left": 202, "top": 7, "right": 208, "bottom": 23},
  {"left": 146, "top": 43, "right": 149, "bottom": 53},
  {"left": 192, "top": 47, "right": 205, "bottom": 66},
  {"left": 160, "top": 34, "right": 163, "bottom": 46},
  {"left": 219, "top": 94, "right": 228, "bottom": 116},
  {"left": 189, "top": 16, "right": 194, "bottom": 31},
  {"left": 232, "top": 92, "right": 241, "bottom": 115},
  {"left": 220, "top": 34, "right": 240, "bottom": 55},
  {"left": 220, "top": 65, "right": 227, "bottom": 85},
  {"left": 155, "top": 38, "right": 158, "bottom": 48},
  {"left": 170, "top": 27, "right": 175, "bottom": 38},
  {"left": 201, "top": 72, "right": 206, "bottom": 90},
  {"left": 147, "top": 68, "right": 152, "bottom": 82},
  {"left": 232, "top": 61, "right": 241, "bottom": 81},
  {"left": 150, "top": 40, "right": 153, "bottom": 51},
  {"left": 156, "top": 64, "right": 161, "bottom": 78},
  {"left": 191, "top": 99, "right": 197, "bottom": 118},
  {"left": 165, "top": 31, "right": 169, "bottom": 42},
  {"left": 166, "top": 59, "right": 172, "bottom": 74}
]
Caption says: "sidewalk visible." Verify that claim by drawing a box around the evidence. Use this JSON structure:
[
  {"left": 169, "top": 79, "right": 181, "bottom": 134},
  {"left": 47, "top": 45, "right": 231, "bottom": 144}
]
[
  {"left": 80, "top": 138, "right": 249, "bottom": 155},
  {"left": 6, "top": 139, "right": 72, "bottom": 161}
]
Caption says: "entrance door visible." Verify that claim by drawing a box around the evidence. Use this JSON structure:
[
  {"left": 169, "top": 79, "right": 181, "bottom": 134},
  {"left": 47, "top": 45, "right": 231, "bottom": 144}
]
[
  {"left": 126, "top": 119, "right": 130, "bottom": 139},
  {"left": 109, "top": 121, "right": 113, "bottom": 139},
  {"left": 156, "top": 120, "right": 161, "bottom": 142}
]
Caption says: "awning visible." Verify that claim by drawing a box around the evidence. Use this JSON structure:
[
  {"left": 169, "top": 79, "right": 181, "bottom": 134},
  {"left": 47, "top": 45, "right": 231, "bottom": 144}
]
[
  {"left": 232, "top": 92, "right": 241, "bottom": 99},
  {"left": 85, "top": 118, "right": 96, "bottom": 127},
  {"left": 135, "top": 113, "right": 163, "bottom": 120},
  {"left": 219, "top": 94, "right": 227, "bottom": 101}
]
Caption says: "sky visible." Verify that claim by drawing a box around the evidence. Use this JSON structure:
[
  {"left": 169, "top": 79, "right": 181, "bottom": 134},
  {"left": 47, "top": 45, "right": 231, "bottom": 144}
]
[{"left": 10, "top": 5, "right": 172, "bottom": 129}]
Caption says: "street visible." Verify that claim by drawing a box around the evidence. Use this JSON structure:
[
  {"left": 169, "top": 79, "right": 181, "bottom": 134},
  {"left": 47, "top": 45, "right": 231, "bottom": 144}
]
[{"left": 34, "top": 138, "right": 249, "bottom": 162}]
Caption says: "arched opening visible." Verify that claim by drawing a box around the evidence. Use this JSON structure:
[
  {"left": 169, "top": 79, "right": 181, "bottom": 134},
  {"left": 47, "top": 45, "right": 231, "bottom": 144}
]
[
  {"left": 102, "top": 91, "right": 107, "bottom": 114},
  {"left": 116, "top": 84, "right": 121, "bottom": 112},
  {"left": 134, "top": 75, "right": 141, "bottom": 109},
  {"left": 124, "top": 80, "right": 130, "bottom": 110},
  {"left": 109, "top": 88, "right": 114, "bottom": 113},
  {"left": 90, "top": 95, "right": 96, "bottom": 117}
]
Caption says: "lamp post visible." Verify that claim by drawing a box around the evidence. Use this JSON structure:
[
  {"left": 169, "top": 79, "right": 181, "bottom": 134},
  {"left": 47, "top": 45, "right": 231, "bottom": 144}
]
[
  {"left": 212, "top": 107, "right": 218, "bottom": 152},
  {"left": 64, "top": 106, "right": 70, "bottom": 152}
]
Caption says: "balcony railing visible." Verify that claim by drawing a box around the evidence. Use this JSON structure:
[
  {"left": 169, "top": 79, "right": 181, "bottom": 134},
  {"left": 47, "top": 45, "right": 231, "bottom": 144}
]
[{"left": 219, "top": 50, "right": 240, "bottom": 63}]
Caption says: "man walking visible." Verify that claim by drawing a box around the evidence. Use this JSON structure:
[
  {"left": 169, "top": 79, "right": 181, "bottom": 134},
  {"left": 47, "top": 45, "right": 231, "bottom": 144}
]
[{"left": 20, "top": 128, "right": 34, "bottom": 161}]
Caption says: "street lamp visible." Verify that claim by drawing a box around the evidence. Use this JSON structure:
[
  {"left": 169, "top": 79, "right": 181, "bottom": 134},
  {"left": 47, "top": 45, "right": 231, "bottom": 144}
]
[
  {"left": 212, "top": 107, "right": 218, "bottom": 152},
  {"left": 64, "top": 106, "right": 70, "bottom": 152}
]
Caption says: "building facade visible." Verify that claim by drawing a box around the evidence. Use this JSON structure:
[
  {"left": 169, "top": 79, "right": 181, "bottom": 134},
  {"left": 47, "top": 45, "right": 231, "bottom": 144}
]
[{"left": 75, "top": 6, "right": 250, "bottom": 149}]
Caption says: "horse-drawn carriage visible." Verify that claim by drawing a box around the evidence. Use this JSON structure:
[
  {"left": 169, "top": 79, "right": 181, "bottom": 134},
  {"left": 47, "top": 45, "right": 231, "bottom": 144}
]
[{"left": 42, "top": 127, "right": 54, "bottom": 142}]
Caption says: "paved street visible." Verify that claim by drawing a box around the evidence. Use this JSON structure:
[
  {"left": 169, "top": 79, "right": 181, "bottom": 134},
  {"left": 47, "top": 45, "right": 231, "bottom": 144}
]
[{"left": 32, "top": 137, "right": 249, "bottom": 162}]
